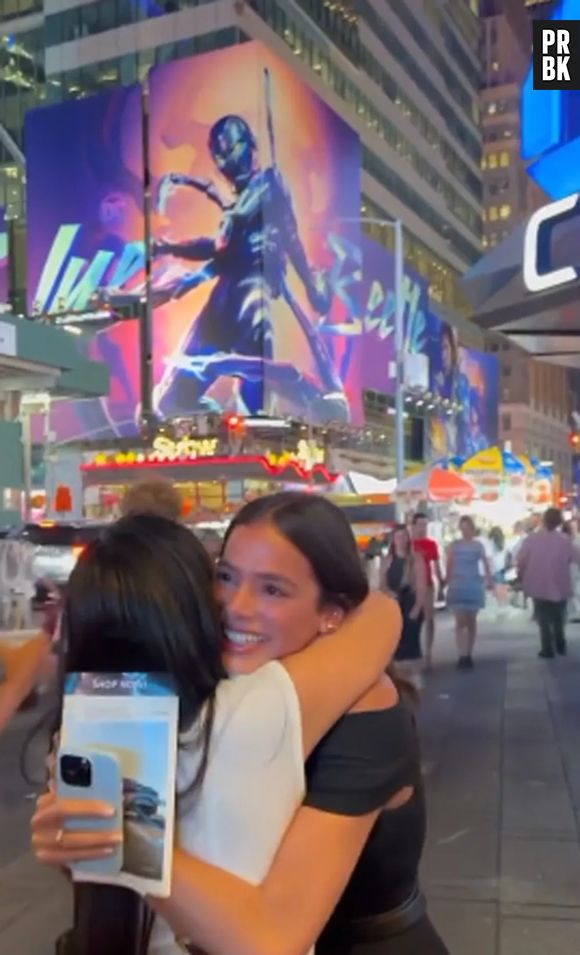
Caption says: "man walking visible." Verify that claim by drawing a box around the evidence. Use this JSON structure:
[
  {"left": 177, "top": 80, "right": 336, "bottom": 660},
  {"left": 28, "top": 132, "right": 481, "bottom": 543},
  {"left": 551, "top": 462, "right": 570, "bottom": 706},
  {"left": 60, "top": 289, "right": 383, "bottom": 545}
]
[
  {"left": 411, "top": 512, "right": 444, "bottom": 668},
  {"left": 517, "top": 507, "right": 576, "bottom": 658}
]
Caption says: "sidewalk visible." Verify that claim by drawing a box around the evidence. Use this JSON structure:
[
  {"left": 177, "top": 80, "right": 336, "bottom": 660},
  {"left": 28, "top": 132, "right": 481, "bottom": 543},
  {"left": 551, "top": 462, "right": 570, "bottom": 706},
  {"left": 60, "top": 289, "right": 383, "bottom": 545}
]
[
  {"left": 1, "top": 610, "right": 579, "bottom": 954},
  {"left": 420, "top": 610, "right": 580, "bottom": 955}
]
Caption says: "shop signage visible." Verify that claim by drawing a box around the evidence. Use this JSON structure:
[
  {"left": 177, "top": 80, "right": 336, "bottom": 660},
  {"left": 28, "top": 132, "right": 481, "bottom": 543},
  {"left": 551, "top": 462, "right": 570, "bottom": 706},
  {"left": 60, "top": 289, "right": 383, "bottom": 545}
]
[
  {"left": 266, "top": 440, "right": 325, "bottom": 472},
  {"left": 151, "top": 436, "right": 219, "bottom": 461},
  {"left": 523, "top": 192, "right": 580, "bottom": 293}
]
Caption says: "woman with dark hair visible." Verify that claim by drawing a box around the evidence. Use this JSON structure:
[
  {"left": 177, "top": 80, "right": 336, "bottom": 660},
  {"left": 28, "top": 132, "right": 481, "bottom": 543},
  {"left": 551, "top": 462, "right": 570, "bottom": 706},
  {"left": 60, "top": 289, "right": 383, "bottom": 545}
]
[
  {"left": 383, "top": 524, "right": 427, "bottom": 691},
  {"left": 34, "top": 494, "right": 447, "bottom": 954},
  {"left": 31, "top": 508, "right": 400, "bottom": 954}
]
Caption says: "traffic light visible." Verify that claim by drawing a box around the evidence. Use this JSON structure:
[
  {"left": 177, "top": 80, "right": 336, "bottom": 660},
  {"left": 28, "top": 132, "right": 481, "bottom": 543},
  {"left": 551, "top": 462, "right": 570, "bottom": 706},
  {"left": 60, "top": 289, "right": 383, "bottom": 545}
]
[
  {"left": 224, "top": 413, "right": 246, "bottom": 435},
  {"left": 568, "top": 432, "right": 580, "bottom": 448}
]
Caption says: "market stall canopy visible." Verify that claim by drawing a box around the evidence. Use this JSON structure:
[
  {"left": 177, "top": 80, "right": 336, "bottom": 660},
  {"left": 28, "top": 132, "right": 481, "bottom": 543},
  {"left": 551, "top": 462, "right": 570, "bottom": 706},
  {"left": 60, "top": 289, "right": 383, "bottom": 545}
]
[
  {"left": 395, "top": 466, "right": 475, "bottom": 502},
  {"left": 462, "top": 209, "right": 580, "bottom": 368}
]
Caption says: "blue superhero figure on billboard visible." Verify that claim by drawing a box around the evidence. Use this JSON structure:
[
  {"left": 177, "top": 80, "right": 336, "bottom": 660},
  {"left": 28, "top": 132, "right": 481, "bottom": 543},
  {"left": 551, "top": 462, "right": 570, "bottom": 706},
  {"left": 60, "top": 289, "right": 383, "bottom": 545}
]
[{"left": 150, "top": 70, "right": 350, "bottom": 422}]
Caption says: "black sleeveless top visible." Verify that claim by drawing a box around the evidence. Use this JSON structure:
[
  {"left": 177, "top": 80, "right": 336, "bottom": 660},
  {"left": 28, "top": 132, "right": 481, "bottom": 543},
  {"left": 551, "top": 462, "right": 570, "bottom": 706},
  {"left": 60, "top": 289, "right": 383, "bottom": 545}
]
[{"left": 304, "top": 704, "right": 425, "bottom": 943}]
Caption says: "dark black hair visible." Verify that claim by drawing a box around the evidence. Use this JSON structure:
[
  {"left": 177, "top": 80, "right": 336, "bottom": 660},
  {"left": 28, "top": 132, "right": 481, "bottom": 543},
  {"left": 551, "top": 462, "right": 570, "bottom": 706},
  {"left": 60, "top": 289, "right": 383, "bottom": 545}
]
[
  {"left": 222, "top": 492, "right": 369, "bottom": 611},
  {"left": 412, "top": 512, "right": 428, "bottom": 524},
  {"left": 224, "top": 495, "right": 418, "bottom": 706},
  {"left": 57, "top": 515, "right": 226, "bottom": 955},
  {"left": 60, "top": 514, "right": 225, "bottom": 731},
  {"left": 544, "top": 507, "right": 563, "bottom": 531}
]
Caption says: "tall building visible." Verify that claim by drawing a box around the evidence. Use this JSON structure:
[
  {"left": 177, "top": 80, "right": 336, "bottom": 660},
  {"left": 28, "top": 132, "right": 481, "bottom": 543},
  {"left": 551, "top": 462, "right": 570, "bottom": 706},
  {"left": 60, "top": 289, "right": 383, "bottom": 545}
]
[
  {"left": 480, "top": 0, "right": 572, "bottom": 483},
  {"left": 1, "top": 0, "right": 483, "bottom": 328}
]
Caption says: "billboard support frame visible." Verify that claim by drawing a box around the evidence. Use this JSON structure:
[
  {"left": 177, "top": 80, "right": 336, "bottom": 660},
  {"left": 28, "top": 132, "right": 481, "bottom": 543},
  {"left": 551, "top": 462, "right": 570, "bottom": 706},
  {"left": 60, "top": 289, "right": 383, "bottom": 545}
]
[{"left": 140, "top": 83, "right": 154, "bottom": 429}]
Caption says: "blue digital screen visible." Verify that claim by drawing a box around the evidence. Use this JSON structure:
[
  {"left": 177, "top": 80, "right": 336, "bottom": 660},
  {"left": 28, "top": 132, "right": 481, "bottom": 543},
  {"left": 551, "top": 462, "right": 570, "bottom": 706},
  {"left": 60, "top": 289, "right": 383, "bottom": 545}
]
[{"left": 521, "top": 0, "right": 580, "bottom": 198}]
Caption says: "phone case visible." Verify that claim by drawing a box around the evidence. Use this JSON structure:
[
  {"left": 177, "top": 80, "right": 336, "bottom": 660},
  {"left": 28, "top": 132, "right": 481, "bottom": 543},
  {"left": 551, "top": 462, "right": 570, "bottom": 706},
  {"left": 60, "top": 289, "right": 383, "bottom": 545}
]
[{"left": 57, "top": 748, "right": 124, "bottom": 877}]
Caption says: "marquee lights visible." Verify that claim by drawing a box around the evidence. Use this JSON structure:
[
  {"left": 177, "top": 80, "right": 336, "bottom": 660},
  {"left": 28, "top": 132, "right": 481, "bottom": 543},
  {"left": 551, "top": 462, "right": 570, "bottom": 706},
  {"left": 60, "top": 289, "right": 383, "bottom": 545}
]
[{"left": 81, "top": 452, "right": 338, "bottom": 484}]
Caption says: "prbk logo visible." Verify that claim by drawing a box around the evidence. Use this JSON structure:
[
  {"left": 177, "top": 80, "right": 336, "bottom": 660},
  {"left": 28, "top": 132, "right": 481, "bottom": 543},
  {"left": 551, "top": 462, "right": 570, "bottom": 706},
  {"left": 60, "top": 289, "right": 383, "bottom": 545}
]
[{"left": 533, "top": 20, "right": 580, "bottom": 90}]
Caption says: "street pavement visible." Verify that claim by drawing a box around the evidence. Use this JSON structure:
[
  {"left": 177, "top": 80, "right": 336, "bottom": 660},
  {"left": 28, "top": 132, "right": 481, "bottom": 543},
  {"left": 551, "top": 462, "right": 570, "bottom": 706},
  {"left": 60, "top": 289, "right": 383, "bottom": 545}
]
[
  {"left": 1, "top": 609, "right": 579, "bottom": 954},
  {"left": 419, "top": 608, "right": 580, "bottom": 955}
]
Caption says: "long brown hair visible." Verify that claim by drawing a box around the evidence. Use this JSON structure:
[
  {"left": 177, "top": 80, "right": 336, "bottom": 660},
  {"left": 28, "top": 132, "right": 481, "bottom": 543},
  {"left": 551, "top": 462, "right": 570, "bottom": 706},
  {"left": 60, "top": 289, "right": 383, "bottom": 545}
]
[{"left": 388, "top": 524, "right": 419, "bottom": 591}]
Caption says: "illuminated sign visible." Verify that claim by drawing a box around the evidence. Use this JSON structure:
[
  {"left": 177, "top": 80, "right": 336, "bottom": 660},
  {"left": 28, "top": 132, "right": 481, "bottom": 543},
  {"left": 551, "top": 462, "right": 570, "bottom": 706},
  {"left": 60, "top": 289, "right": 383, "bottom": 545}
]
[
  {"left": 89, "top": 437, "right": 219, "bottom": 469},
  {"left": 151, "top": 436, "right": 219, "bottom": 460},
  {"left": 522, "top": 0, "right": 580, "bottom": 199},
  {"left": 523, "top": 192, "right": 580, "bottom": 292},
  {"left": 266, "top": 440, "right": 325, "bottom": 471}
]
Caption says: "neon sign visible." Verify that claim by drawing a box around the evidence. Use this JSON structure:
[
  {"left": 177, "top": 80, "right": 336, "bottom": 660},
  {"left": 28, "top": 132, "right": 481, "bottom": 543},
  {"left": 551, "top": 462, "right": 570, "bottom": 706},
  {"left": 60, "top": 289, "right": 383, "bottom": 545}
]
[
  {"left": 523, "top": 192, "right": 580, "bottom": 293},
  {"left": 521, "top": 0, "right": 580, "bottom": 199},
  {"left": 266, "top": 440, "right": 325, "bottom": 471}
]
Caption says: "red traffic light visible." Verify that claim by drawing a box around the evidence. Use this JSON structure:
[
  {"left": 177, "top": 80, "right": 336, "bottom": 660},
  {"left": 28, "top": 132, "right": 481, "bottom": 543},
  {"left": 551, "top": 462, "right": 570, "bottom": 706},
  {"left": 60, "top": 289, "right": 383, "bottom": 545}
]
[
  {"left": 224, "top": 413, "right": 245, "bottom": 433},
  {"left": 569, "top": 432, "right": 580, "bottom": 448}
]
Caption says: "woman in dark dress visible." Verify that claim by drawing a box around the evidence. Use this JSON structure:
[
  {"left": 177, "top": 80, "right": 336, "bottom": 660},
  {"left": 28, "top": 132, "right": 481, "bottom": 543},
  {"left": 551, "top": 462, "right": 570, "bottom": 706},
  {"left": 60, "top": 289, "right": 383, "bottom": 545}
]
[
  {"left": 383, "top": 524, "right": 428, "bottom": 692},
  {"left": 32, "top": 494, "right": 447, "bottom": 954}
]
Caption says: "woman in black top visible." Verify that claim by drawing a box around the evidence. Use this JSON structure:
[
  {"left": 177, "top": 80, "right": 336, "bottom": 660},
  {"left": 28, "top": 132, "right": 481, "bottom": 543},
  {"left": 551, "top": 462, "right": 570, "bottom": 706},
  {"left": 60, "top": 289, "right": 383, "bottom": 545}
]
[
  {"left": 383, "top": 524, "right": 427, "bottom": 690},
  {"left": 307, "top": 707, "right": 446, "bottom": 953},
  {"left": 33, "top": 493, "right": 447, "bottom": 954}
]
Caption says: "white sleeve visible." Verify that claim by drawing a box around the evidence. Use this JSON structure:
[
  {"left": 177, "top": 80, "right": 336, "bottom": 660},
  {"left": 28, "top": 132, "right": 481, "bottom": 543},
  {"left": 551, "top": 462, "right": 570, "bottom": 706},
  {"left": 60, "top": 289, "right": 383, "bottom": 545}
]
[
  {"left": 150, "top": 663, "right": 306, "bottom": 954},
  {"left": 176, "top": 661, "right": 304, "bottom": 882}
]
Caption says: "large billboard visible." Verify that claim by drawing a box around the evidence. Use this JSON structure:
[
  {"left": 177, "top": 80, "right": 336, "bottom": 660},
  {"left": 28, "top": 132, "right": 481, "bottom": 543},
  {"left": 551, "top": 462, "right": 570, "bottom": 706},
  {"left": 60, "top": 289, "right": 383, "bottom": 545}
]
[
  {"left": 25, "top": 87, "right": 145, "bottom": 440},
  {"left": 147, "top": 42, "right": 362, "bottom": 425},
  {"left": 0, "top": 208, "right": 7, "bottom": 306},
  {"left": 427, "top": 316, "right": 499, "bottom": 459},
  {"left": 360, "top": 235, "right": 429, "bottom": 395}
]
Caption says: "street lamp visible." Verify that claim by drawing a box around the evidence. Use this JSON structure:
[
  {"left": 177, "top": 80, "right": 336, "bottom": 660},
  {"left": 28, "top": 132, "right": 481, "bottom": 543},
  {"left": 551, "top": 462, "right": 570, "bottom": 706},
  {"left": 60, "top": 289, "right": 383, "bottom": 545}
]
[{"left": 337, "top": 216, "right": 405, "bottom": 483}]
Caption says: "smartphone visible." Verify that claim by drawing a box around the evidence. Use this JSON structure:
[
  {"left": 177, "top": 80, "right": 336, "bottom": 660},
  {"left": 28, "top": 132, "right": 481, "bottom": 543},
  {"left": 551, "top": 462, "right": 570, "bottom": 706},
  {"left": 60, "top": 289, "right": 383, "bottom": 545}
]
[{"left": 57, "top": 749, "right": 124, "bottom": 876}]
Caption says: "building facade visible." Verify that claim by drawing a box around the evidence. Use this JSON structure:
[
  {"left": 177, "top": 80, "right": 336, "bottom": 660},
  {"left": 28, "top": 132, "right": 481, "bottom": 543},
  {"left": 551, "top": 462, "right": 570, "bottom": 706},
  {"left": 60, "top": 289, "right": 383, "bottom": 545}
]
[
  {"left": 480, "top": 0, "right": 573, "bottom": 485},
  {"left": 1, "top": 0, "right": 483, "bottom": 325}
]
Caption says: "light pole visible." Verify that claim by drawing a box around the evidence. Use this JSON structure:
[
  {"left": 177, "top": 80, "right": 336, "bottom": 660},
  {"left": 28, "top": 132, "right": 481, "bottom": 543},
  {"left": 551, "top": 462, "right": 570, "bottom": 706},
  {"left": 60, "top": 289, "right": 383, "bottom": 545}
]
[{"left": 337, "top": 216, "right": 405, "bottom": 483}]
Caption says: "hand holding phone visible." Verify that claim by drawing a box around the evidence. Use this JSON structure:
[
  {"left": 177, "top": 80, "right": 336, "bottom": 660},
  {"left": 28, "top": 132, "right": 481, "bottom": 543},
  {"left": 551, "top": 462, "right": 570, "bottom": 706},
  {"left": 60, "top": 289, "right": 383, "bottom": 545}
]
[{"left": 57, "top": 748, "right": 124, "bottom": 876}]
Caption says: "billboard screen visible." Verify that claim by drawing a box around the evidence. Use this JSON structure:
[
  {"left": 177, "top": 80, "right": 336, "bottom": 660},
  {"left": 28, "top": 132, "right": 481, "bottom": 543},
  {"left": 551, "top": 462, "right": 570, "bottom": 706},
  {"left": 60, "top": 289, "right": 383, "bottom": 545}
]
[
  {"left": 0, "top": 207, "right": 7, "bottom": 305},
  {"left": 148, "top": 41, "right": 363, "bottom": 425},
  {"left": 360, "top": 235, "right": 429, "bottom": 395},
  {"left": 25, "top": 87, "right": 145, "bottom": 441},
  {"left": 427, "top": 316, "right": 499, "bottom": 459}
]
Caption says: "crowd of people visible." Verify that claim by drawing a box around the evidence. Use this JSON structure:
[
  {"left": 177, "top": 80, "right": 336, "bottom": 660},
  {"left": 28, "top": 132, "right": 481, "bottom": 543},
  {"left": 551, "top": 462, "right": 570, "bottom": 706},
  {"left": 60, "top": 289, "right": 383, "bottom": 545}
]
[
  {"left": 1, "top": 480, "right": 579, "bottom": 955},
  {"left": 366, "top": 505, "right": 580, "bottom": 677}
]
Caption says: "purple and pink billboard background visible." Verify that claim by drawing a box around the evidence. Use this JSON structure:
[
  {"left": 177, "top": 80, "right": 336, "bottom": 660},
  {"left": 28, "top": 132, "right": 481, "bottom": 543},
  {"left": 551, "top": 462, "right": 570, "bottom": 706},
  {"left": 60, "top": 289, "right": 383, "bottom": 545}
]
[
  {"left": 25, "top": 42, "right": 363, "bottom": 440},
  {"left": 25, "top": 87, "right": 145, "bottom": 441}
]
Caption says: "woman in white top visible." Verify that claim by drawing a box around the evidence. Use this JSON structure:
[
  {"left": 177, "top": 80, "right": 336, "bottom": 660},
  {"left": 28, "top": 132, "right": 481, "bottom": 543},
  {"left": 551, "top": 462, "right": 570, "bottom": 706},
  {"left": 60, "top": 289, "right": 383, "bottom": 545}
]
[{"left": 32, "top": 505, "right": 401, "bottom": 954}]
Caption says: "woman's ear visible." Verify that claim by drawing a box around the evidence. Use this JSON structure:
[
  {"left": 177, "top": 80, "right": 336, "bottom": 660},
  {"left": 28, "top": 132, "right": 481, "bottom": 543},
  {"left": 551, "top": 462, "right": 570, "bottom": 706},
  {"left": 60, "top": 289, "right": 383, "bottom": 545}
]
[{"left": 318, "top": 604, "right": 346, "bottom": 635}]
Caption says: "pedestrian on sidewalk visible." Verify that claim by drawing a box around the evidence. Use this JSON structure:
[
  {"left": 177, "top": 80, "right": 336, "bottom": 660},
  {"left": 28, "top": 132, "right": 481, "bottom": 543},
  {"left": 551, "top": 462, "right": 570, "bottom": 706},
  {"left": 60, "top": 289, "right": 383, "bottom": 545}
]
[
  {"left": 446, "top": 516, "right": 492, "bottom": 670},
  {"left": 517, "top": 507, "right": 578, "bottom": 658},
  {"left": 411, "top": 513, "right": 445, "bottom": 670},
  {"left": 383, "top": 524, "right": 428, "bottom": 690}
]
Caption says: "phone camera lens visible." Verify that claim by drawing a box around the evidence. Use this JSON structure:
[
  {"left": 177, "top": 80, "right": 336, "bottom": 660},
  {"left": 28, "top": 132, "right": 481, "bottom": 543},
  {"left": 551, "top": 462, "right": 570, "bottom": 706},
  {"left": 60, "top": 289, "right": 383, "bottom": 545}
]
[{"left": 60, "top": 755, "right": 92, "bottom": 788}]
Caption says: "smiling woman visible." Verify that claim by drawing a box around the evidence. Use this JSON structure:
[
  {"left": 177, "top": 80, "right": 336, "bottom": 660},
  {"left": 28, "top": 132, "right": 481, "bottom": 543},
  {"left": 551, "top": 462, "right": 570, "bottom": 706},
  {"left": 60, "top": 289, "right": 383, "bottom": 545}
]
[
  {"left": 30, "top": 507, "right": 402, "bottom": 955},
  {"left": 217, "top": 517, "right": 352, "bottom": 675}
]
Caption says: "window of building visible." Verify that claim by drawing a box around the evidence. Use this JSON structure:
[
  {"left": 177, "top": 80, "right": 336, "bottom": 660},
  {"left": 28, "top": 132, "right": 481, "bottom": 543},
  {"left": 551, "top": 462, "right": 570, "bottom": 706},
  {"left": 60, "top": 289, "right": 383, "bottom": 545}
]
[
  {"left": 502, "top": 413, "right": 511, "bottom": 432},
  {"left": 488, "top": 153, "right": 498, "bottom": 168},
  {"left": 491, "top": 60, "right": 499, "bottom": 72},
  {"left": 499, "top": 204, "right": 511, "bottom": 219},
  {"left": 489, "top": 205, "right": 498, "bottom": 221},
  {"left": 488, "top": 101, "right": 497, "bottom": 114},
  {"left": 500, "top": 151, "right": 510, "bottom": 167},
  {"left": 481, "top": 156, "right": 487, "bottom": 170}
]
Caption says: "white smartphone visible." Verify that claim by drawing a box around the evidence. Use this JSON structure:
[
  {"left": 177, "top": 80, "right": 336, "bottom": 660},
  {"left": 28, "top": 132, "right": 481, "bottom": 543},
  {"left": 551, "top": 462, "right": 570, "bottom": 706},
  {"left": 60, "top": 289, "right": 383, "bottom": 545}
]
[{"left": 57, "top": 748, "right": 124, "bottom": 876}]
